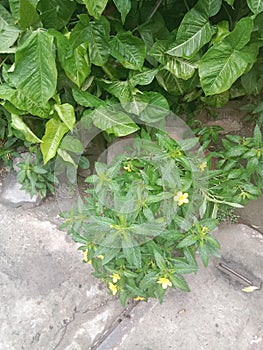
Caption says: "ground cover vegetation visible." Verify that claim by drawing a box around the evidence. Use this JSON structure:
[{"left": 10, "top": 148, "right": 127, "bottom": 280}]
[{"left": 1, "top": 0, "right": 263, "bottom": 304}]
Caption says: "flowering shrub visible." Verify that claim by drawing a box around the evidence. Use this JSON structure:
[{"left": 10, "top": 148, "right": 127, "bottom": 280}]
[{"left": 61, "top": 129, "right": 221, "bottom": 305}]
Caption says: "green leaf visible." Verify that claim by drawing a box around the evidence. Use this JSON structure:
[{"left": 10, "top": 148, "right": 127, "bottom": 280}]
[
  {"left": 247, "top": 0, "right": 263, "bottom": 14},
  {"left": 10, "top": 30, "right": 57, "bottom": 107},
  {"left": 19, "top": 0, "right": 40, "bottom": 30},
  {"left": 137, "top": 92, "right": 170, "bottom": 123},
  {"left": 11, "top": 114, "right": 42, "bottom": 143},
  {"left": 177, "top": 235, "right": 198, "bottom": 248},
  {"left": 98, "top": 80, "right": 134, "bottom": 103},
  {"left": 72, "top": 87, "right": 105, "bottom": 108},
  {"left": 113, "top": 0, "right": 131, "bottom": 23},
  {"left": 51, "top": 30, "right": 90, "bottom": 88},
  {"left": 110, "top": 32, "right": 146, "bottom": 70},
  {"left": 87, "top": 18, "right": 110, "bottom": 66},
  {"left": 83, "top": 0, "right": 108, "bottom": 19},
  {"left": 37, "top": 0, "right": 76, "bottom": 30},
  {"left": 167, "top": 0, "right": 222, "bottom": 58},
  {"left": 153, "top": 250, "right": 167, "bottom": 270},
  {"left": 57, "top": 149, "right": 77, "bottom": 167},
  {"left": 60, "top": 135, "right": 84, "bottom": 154},
  {"left": 40, "top": 118, "right": 69, "bottom": 164},
  {"left": 164, "top": 57, "right": 197, "bottom": 80},
  {"left": 170, "top": 274, "right": 190, "bottom": 292},
  {"left": 90, "top": 106, "right": 139, "bottom": 136},
  {"left": 122, "top": 236, "right": 142, "bottom": 268},
  {"left": 129, "top": 68, "right": 159, "bottom": 87},
  {"left": 54, "top": 103, "right": 76, "bottom": 131},
  {"left": 0, "top": 84, "right": 50, "bottom": 118},
  {"left": 0, "top": 4, "right": 20, "bottom": 52},
  {"left": 199, "top": 17, "right": 258, "bottom": 95}
]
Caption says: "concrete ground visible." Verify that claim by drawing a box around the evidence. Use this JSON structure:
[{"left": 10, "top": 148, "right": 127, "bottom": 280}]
[{"left": 0, "top": 191, "right": 262, "bottom": 349}]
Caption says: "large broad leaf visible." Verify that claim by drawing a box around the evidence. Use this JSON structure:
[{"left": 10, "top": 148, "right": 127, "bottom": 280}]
[
  {"left": 11, "top": 114, "right": 42, "bottom": 143},
  {"left": 54, "top": 103, "right": 76, "bottom": 130},
  {"left": 83, "top": 0, "right": 108, "bottom": 19},
  {"left": 156, "top": 70, "right": 198, "bottom": 96},
  {"left": 0, "top": 4, "right": 20, "bottom": 52},
  {"left": 110, "top": 31, "right": 146, "bottom": 70},
  {"left": 51, "top": 30, "right": 90, "bottom": 87},
  {"left": 98, "top": 79, "right": 134, "bottom": 103},
  {"left": 247, "top": 0, "right": 263, "bottom": 14},
  {"left": 19, "top": 0, "right": 39, "bottom": 30},
  {"left": 37, "top": 0, "right": 76, "bottom": 30},
  {"left": 87, "top": 18, "right": 110, "bottom": 66},
  {"left": 40, "top": 118, "right": 69, "bottom": 164},
  {"left": 9, "top": 30, "right": 57, "bottom": 107},
  {"left": 166, "top": 0, "right": 222, "bottom": 58},
  {"left": 129, "top": 68, "right": 159, "bottom": 87},
  {"left": 72, "top": 87, "right": 106, "bottom": 108},
  {"left": 164, "top": 57, "right": 197, "bottom": 80},
  {"left": 199, "top": 17, "right": 258, "bottom": 95},
  {"left": 70, "top": 15, "right": 110, "bottom": 66},
  {"left": 90, "top": 106, "right": 139, "bottom": 136},
  {"left": 0, "top": 84, "right": 50, "bottom": 118},
  {"left": 113, "top": 0, "right": 131, "bottom": 23}
]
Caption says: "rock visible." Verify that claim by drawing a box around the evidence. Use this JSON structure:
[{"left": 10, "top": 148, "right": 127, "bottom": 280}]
[{"left": 0, "top": 172, "right": 40, "bottom": 207}]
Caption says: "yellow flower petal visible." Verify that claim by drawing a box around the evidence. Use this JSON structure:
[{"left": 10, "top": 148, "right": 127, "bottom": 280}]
[
  {"left": 111, "top": 273, "right": 121, "bottom": 283},
  {"left": 199, "top": 161, "right": 207, "bottom": 172},
  {"left": 174, "top": 192, "right": 189, "bottom": 206},
  {"left": 97, "top": 255, "right": 104, "bottom": 260},
  {"left": 108, "top": 282, "right": 118, "bottom": 295},
  {"left": 134, "top": 296, "right": 145, "bottom": 301},
  {"left": 157, "top": 277, "right": 172, "bottom": 289}
]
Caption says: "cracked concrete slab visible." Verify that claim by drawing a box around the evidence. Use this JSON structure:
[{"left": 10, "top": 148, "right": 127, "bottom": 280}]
[
  {"left": 96, "top": 224, "right": 263, "bottom": 350},
  {"left": 0, "top": 203, "right": 123, "bottom": 350}
]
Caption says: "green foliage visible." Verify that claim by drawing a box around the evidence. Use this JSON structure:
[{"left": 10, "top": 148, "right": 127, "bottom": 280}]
[
  {"left": 61, "top": 130, "right": 221, "bottom": 304},
  {"left": 1, "top": 0, "right": 263, "bottom": 165},
  {"left": 16, "top": 148, "right": 58, "bottom": 198}
]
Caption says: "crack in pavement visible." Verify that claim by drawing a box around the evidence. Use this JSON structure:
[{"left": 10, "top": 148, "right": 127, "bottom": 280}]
[{"left": 89, "top": 300, "right": 139, "bottom": 350}]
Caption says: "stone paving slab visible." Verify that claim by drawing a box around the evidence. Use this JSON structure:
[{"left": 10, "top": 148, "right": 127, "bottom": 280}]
[
  {"left": 96, "top": 224, "right": 263, "bottom": 350},
  {"left": 0, "top": 203, "right": 124, "bottom": 350}
]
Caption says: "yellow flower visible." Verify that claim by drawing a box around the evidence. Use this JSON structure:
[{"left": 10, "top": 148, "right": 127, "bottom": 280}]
[
  {"left": 97, "top": 255, "right": 104, "bottom": 260},
  {"left": 202, "top": 226, "right": 209, "bottom": 235},
  {"left": 108, "top": 282, "right": 118, "bottom": 295},
  {"left": 111, "top": 273, "right": 121, "bottom": 283},
  {"left": 134, "top": 296, "right": 145, "bottom": 301},
  {"left": 199, "top": 161, "right": 207, "bottom": 172},
  {"left": 173, "top": 191, "right": 189, "bottom": 206},
  {"left": 123, "top": 164, "right": 132, "bottom": 172},
  {"left": 83, "top": 251, "right": 92, "bottom": 264},
  {"left": 157, "top": 277, "right": 172, "bottom": 289}
]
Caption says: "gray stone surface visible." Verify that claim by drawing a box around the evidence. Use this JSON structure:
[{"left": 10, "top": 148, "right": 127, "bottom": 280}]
[
  {"left": 237, "top": 194, "right": 263, "bottom": 233},
  {"left": 0, "top": 172, "right": 39, "bottom": 207},
  {"left": 1, "top": 194, "right": 263, "bottom": 350},
  {"left": 97, "top": 224, "right": 263, "bottom": 350},
  {"left": 0, "top": 203, "right": 123, "bottom": 350}
]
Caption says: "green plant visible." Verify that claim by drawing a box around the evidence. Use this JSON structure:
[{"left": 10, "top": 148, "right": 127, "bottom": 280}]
[
  {"left": 61, "top": 129, "right": 226, "bottom": 305},
  {"left": 16, "top": 148, "right": 58, "bottom": 198},
  {"left": 1, "top": 0, "right": 263, "bottom": 171}
]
